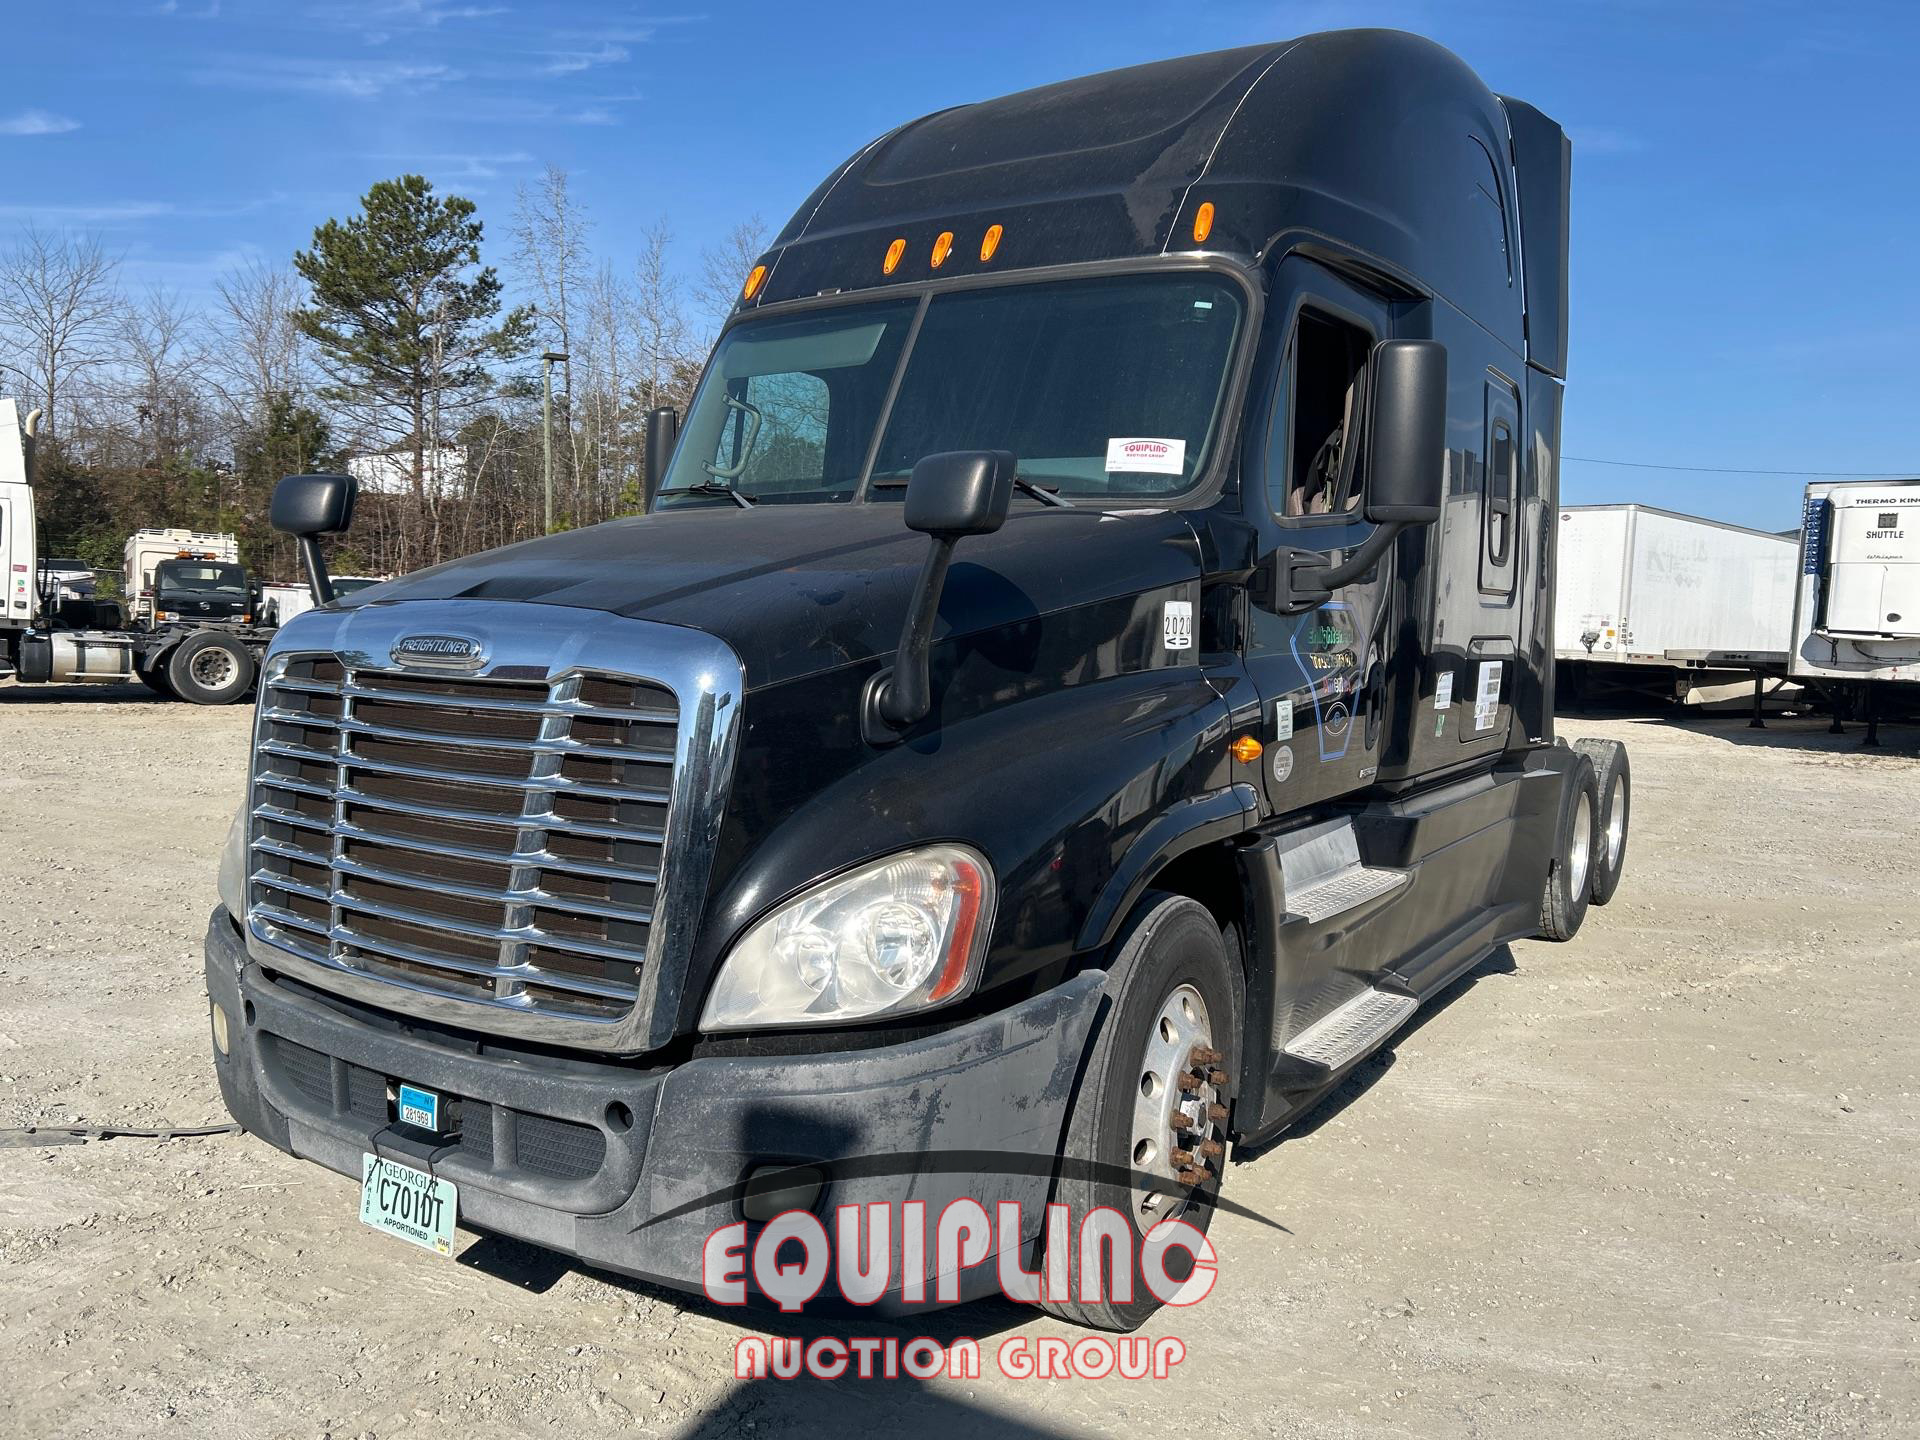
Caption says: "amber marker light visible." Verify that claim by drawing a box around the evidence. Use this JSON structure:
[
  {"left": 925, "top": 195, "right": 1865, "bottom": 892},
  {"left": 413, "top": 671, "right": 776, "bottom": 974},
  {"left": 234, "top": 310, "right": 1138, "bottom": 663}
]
[
  {"left": 979, "top": 223, "right": 1004, "bottom": 262},
  {"left": 1192, "top": 201, "right": 1216, "bottom": 245},
  {"left": 741, "top": 264, "right": 767, "bottom": 300},
  {"left": 930, "top": 231, "right": 954, "bottom": 269},
  {"left": 1230, "top": 734, "right": 1263, "bottom": 764},
  {"left": 883, "top": 237, "right": 907, "bottom": 275}
]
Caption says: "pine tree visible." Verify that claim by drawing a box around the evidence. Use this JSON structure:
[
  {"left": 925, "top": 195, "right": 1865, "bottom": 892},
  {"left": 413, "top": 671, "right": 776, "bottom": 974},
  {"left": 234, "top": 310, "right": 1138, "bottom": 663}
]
[{"left": 293, "top": 175, "right": 532, "bottom": 527}]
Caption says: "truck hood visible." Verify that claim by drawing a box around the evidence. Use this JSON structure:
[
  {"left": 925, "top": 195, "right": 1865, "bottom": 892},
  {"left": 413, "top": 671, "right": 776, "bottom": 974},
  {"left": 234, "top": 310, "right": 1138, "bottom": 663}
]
[{"left": 350, "top": 502, "right": 1204, "bottom": 689}]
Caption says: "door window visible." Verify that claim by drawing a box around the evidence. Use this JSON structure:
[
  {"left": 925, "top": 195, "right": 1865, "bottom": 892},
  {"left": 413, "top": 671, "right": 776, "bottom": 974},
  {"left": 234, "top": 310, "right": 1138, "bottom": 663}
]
[{"left": 1270, "top": 308, "right": 1372, "bottom": 518}]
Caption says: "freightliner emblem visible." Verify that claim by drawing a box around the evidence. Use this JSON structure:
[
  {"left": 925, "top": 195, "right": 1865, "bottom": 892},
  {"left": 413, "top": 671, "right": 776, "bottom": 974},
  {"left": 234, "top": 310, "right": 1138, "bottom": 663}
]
[{"left": 389, "top": 633, "right": 486, "bottom": 671}]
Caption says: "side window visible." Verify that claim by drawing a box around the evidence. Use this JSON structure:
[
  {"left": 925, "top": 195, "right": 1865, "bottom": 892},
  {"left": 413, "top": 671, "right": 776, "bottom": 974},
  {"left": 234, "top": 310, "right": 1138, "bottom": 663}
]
[
  {"left": 1270, "top": 308, "right": 1372, "bottom": 518},
  {"left": 1479, "top": 381, "right": 1519, "bottom": 596},
  {"left": 707, "top": 370, "right": 831, "bottom": 497},
  {"left": 1470, "top": 135, "right": 1513, "bottom": 288}
]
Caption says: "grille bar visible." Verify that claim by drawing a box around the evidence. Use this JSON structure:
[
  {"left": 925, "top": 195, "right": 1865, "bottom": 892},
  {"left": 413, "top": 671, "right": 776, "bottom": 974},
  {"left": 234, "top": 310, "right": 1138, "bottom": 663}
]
[{"left": 249, "top": 652, "right": 680, "bottom": 1027}]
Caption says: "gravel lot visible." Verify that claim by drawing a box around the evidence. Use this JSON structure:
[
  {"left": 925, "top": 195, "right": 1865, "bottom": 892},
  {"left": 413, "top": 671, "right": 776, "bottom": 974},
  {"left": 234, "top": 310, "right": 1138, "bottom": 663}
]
[{"left": 1, "top": 681, "right": 1915, "bottom": 1439}]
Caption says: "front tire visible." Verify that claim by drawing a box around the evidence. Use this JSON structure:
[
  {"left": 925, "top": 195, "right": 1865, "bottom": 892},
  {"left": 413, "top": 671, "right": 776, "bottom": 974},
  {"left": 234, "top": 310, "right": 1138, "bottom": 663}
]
[
  {"left": 166, "top": 633, "right": 255, "bottom": 705},
  {"left": 1039, "top": 894, "right": 1242, "bottom": 1331}
]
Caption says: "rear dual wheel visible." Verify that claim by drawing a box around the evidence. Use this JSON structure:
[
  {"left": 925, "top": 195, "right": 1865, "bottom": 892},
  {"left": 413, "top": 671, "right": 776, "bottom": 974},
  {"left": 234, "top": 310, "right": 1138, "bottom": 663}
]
[
  {"left": 1574, "top": 738, "right": 1630, "bottom": 906},
  {"left": 1538, "top": 751, "right": 1600, "bottom": 941}
]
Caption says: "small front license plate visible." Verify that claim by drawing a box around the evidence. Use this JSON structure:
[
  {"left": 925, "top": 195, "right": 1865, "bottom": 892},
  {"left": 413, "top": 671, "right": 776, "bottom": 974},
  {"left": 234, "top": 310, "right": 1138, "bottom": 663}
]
[{"left": 359, "top": 1153, "right": 457, "bottom": 1257}]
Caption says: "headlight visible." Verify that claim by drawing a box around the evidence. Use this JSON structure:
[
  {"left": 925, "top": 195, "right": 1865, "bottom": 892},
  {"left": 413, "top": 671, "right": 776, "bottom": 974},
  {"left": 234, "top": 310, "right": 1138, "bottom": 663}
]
[
  {"left": 699, "top": 845, "right": 994, "bottom": 1031},
  {"left": 217, "top": 799, "right": 249, "bottom": 918}
]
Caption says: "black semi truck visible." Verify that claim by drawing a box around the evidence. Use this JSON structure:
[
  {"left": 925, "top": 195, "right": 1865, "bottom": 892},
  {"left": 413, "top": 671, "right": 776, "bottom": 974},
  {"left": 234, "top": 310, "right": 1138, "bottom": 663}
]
[{"left": 206, "top": 30, "right": 1629, "bottom": 1330}]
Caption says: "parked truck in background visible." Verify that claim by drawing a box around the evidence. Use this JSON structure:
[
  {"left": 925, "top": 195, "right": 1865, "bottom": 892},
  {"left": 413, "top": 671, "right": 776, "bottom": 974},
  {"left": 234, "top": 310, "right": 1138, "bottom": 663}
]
[
  {"left": 125, "top": 527, "right": 242, "bottom": 625},
  {"left": 206, "top": 31, "right": 1632, "bottom": 1330},
  {"left": 0, "top": 399, "right": 280, "bottom": 704}
]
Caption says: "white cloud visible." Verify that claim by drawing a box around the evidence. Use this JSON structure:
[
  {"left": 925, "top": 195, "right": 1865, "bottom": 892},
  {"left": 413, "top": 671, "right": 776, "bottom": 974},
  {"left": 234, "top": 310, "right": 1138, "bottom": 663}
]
[
  {"left": 191, "top": 57, "right": 458, "bottom": 98},
  {"left": 540, "top": 42, "right": 630, "bottom": 76},
  {"left": 0, "top": 110, "right": 81, "bottom": 137}
]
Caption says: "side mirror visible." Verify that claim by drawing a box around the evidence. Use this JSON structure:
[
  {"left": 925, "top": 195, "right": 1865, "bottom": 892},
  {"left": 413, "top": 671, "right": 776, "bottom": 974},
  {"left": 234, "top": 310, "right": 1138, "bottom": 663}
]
[
  {"left": 866, "top": 450, "right": 1018, "bottom": 740},
  {"left": 642, "top": 407, "right": 679, "bottom": 511},
  {"left": 271, "top": 472, "right": 358, "bottom": 608},
  {"left": 903, "top": 449, "right": 1016, "bottom": 539},
  {"left": 1361, "top": 339, "right": 1447, "bottom": 525}
]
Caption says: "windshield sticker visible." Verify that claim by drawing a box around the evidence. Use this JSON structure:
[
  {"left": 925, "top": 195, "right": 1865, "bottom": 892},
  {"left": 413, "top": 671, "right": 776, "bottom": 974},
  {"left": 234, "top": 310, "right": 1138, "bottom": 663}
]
[
  {"left": 1107, "top": 437, "right": 1186, "bottom": 475},
  {"left": 1162, "top": 600, "right": 1193, "bottom": 651},
  {"left": 1434, "top": 672, "right": 1454, "bottom": 710}
]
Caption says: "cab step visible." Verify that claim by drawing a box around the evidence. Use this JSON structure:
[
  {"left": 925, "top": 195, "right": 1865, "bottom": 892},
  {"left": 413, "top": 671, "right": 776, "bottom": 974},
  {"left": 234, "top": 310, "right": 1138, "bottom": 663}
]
[
  {"left": 1274, "top": 818, "right": 1410, "bottom": 923},
  {"left": 1281, "top": 987, "right": 1418, "bottom": 1071}
]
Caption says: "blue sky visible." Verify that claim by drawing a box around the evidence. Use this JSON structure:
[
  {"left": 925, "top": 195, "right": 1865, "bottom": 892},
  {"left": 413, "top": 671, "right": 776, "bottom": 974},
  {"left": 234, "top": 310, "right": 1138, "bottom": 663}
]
[{"left": 1, "top": 0, "right": 1915, "bottom": 529}]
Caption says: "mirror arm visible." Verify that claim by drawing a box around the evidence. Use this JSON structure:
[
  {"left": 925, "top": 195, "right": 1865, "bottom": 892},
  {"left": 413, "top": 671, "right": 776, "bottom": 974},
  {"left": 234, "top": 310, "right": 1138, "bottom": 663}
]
[
  {"left": 297, "top": 536, "right": 335, "bottom": 607},
  {"left": 1277, "top": 521, "right": 1405, "bottom": 612},
  {"left": 866, "top": 535, "right": 957, "bottom": 737}
]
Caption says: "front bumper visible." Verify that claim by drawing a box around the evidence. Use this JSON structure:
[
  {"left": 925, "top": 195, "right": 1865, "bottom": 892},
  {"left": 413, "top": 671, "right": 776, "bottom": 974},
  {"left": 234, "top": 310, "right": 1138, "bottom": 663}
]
[{"left": 205, "top": 907, "right": 1103, "bottom": 1306}]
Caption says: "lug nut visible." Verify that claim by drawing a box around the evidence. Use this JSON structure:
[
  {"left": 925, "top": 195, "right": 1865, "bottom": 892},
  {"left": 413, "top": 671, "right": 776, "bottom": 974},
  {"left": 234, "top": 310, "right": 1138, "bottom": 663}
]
[
  {"left": 1170, "top": 1147, "right": 1195, "bottom": 1168},
  {"left": 1207, "top": 1068, "right": 1230, "bottom": 1086},
  {"left": 1198, "top": 1139, "right": 1225, "bottom": 1159},
  {"left": 1189, "top": 1046, "right": 1222, "bottom": 1066},
  {"left": 1170, "top": 1113, "right": 1197, "bottom": 1135},
  {"left": 1176, "top": 1166, "right": 1208, "bottom": 1187},
  {"left": 1206, "top": 1102, "right": 1229, "bottom": 1124},
  {"left": 1175, "top": 1070, "right": 1203, "bottom": 1093}
]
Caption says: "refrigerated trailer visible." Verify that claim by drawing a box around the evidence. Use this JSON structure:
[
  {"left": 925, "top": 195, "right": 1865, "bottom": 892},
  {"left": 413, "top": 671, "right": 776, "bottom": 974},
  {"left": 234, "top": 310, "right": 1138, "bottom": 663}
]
[{"left": 1791, "top": 481, "right": 1920, "bottom": 685}]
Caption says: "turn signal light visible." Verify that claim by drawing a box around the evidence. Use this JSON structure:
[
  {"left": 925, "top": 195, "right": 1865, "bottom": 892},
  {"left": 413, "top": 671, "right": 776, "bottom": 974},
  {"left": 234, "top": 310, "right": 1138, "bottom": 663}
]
[
  {"left": 1230, "top": 734, "right": 1263, "bottom": 764},
  {"left": 930, "top": 231, "right": 954, "bottom": 269},
  {"left": 980, "top": 223, "right": 1003, "bottom": 262},
  {"left": 742, "top": 263, "right": 767, "bottom": 300},
  {"left": 1192, "top": 201, "right": 1216, "bottom": 245},
  {"left": 883, "top": 237, "right": 906, "bottom": 275}
]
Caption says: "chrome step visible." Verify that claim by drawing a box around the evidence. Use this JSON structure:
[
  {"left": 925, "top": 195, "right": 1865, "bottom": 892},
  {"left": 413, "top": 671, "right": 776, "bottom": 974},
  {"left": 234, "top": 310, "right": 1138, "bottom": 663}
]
[
  {"left": 1282, "top": 988, "right": 1418, "bottom": 1071},
  {"left": 1271, "top": 818, "right": 1409, "bottom": 923},
  {"left": 1288, "top": 865, "right": 1408, "bottom": 923}
]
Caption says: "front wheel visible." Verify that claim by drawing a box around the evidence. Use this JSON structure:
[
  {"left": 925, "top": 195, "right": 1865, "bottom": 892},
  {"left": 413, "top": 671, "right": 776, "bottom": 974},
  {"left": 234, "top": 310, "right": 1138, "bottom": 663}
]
[
  {"left": 166, "top": 633, "right": 256, "bottom": 705},
  {"left": 1039, "top": 894, "right": 1242, "bottom": 1332}
]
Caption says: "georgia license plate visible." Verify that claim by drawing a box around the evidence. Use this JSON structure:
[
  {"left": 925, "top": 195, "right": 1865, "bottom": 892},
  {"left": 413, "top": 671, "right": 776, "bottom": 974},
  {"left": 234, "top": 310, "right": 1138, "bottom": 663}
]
[{"left": 359, "top": 1153, "right": 457, "bottom": 1257}]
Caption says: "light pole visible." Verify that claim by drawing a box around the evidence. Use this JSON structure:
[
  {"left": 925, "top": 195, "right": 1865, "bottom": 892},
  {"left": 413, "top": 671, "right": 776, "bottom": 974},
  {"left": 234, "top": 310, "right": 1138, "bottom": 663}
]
[{"left": 541, "top": 350, "right": 568, "bottom": 533}]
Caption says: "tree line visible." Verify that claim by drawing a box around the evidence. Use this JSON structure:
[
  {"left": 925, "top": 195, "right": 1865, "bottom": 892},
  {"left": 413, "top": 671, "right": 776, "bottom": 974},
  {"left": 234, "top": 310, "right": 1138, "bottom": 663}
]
[{"left": 0, "top": 168, "right": 764, "bottom": 584}]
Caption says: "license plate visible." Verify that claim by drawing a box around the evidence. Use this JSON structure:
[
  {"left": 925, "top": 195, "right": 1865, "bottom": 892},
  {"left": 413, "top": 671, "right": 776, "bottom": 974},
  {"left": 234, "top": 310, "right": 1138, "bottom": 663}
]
[{"left": 359, "top": 1153, "right": 457, "bottom": 1257}]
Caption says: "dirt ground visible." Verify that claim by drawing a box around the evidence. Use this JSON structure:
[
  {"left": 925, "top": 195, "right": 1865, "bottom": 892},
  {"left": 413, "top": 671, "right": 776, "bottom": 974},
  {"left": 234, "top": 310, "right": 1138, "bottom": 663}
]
[{"left": 1, "top": 681, "right": 1915, "bottom": 1439}]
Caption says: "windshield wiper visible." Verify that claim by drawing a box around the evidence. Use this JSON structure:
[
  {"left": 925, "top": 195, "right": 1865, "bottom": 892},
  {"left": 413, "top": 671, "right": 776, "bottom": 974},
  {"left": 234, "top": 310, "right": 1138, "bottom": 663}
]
[
  {"left": 868, "top": 474, "right": 1074, "bottom": 508},
  {"left": 677, "top": 481, "right": 755, "bottom": 509}
]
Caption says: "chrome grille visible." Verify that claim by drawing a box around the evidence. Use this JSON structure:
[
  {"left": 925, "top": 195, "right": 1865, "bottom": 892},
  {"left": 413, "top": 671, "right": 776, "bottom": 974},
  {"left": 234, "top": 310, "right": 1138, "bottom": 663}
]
[{"left": 248, "top": 655, "right": 679, "bottom": 1024}]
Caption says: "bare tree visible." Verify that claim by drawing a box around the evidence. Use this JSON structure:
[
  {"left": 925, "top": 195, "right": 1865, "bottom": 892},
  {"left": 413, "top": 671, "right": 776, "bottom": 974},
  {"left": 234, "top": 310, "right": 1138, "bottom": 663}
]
[
  {"left": 118, "top": 284, "right": 206, "bottom": 464},
  {"left": 696, "top": 215, "right": 769, "bottom": 340},
  {"left": 0, "top": 224, "right": 121, "bottom": 437},
  {"left": 211, "top": 259, "right": 308, "bottom": 421},
  {"left": 634, "top": 220, "right": 692, "bottom": 415},
  {"left": 511, "top": 166, "right": 593, "bottom": 518}
]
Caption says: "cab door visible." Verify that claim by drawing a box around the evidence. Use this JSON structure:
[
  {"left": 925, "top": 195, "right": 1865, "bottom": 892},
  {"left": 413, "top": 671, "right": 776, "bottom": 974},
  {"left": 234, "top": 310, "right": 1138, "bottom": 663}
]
[{"left": 1240, "top": 255, "right": 1400, "bottom": 815}]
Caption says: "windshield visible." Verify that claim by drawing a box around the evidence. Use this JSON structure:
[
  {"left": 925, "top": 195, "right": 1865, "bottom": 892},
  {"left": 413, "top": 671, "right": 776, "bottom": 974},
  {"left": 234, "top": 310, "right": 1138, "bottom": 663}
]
[
  {"left": 331, "top": 577, "right": 383, "bottom": 596},
  {"left": 659, "top": 272, "right": 1245, "bottom": 506},
  {"left": 156, "top": 561, "right": 246, "bottom": 594}
]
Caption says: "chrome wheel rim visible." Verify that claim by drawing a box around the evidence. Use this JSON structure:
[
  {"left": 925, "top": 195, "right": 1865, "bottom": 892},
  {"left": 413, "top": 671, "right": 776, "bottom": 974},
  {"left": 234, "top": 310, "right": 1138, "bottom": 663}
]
[
  {"left": 1604, "top": 779, "right": 1627, "bottom": 869},
  {"left": 1569, "top": 790, "right": 1594, "bottom": 898},
  {"left": 190, "top": 647, "right": 236, "bottom": 690},
  {"left": 1127, "top": 983, "right": 1217, "bottom": 1234}
]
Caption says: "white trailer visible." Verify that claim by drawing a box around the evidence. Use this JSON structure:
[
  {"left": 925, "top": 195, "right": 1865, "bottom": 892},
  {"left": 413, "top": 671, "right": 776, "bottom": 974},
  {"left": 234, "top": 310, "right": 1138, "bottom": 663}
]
[
  {"left": 1554, "top": 505, "right": 1799, "bottom": 700},
  {"left": 1788, "top": 481, "right": 1920, "bottom": 715}
]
